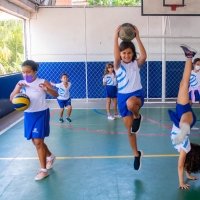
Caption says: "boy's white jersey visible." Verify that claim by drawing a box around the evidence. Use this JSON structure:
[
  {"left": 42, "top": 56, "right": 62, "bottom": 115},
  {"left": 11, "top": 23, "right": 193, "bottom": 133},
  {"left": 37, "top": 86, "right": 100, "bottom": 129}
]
[
  {"left": 103, "top": 73, "right": 117, "bottom": 86},
  {"left": 55, "top": 82, "right": 71, "bottom": 100},
  {"left": 19, "top": 78, "right": 48, "bottom": 112},
  {"left": 115, "top": 60, "right": 142, "bottom": 94}
]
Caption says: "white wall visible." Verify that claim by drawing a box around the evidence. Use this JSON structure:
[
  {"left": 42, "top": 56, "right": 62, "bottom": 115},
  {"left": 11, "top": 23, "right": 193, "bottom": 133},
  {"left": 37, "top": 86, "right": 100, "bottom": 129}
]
[{"left": 29, "top": 7, "right": 200, "bottom": 62}]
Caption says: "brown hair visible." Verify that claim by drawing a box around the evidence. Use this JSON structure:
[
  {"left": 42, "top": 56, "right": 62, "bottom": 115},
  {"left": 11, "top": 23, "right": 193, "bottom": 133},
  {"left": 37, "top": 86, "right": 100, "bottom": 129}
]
[
  {"left": 103, "top": 63, "right": 115, "bottom": 77},
  {"left": 193, "top": 58, "right": 200, "bottom": 65},
  {"left": 119, "top": 41, "right": 137, "bottom": 61},
  {"left": 185, "top": 143, "right": 200, "bottom": 173}
]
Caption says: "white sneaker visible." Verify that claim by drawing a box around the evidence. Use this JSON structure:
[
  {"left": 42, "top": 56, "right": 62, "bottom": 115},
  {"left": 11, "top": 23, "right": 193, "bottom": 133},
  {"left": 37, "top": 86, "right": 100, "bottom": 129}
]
[
  {"left": 46, "top": 155, "right": 56, "bottom": 170},
  {"left": 107, "top": 115, "right": 115, "bottom": 120},
  {"left": 34, "top": 170, "right": 49, "bottom": 181}
]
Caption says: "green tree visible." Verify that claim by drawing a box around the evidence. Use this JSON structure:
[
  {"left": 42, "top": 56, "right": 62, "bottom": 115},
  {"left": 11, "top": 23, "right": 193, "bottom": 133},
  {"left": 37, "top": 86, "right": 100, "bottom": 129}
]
[
  {"left": 87, "top": 0, "right": 140, "bottom": 6},
  {"left": 0, "top": 19, "right": 24, "bottom": 75}
]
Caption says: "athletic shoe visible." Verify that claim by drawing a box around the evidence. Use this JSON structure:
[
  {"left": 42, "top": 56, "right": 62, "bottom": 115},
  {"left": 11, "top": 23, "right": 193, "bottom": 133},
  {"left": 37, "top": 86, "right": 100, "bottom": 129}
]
[
  {"left": 59, "top": 118, "right": 64, "bottom": 123},
  {"left": 46, "top": 155, "right": 56, "bottom": 170},
  {"left": 134, "top": 150, "right": 143, "bottom": 170},
  {"left": 131, "top": 114, "right": 143, "bottom": 134},
  {"left": 114, "top": 114, "right": 121, "bottom": 118},
  {"left": 180, "top": 44, "right": 197, "bottom": 58},
  {"left": 107, "top": 115, "right": 115, "bottom": 120},
  {"left": 66, "top": 117, "right": 72, "bottom": 123},
  {"left": 34, "top": 170, "right": 49, "bottom": 181}
]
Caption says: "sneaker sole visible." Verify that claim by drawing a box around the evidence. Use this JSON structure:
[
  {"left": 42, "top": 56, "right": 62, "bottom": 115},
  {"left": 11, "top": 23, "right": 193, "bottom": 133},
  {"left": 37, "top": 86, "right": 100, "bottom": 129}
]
[
  {"left": 180, "top": 44, "right": 197, "bottom": 53},
  {"left": 34, "top": 173, "right": 49, "bottom": 181}
]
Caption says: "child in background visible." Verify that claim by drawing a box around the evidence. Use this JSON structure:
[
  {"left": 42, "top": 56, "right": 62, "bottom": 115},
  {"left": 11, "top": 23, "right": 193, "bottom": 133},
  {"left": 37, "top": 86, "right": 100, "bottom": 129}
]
[
  {"left": 168, "top": 45, "right": 200, "bottom": 190},
  {"left": 10, "top": 60, "right": 58, "bottom": 181},
  {"left": 189, "top": 58, "right": 200, "bottom": 104},
  {"left": 103, "top": 63, "right": 120, "bottom": 120},
  {"left": 114, "top": 24, "right": 147, "bottom": 170},
  {"left": 51, "top": 73, "right": 72, "bottom": 123}
]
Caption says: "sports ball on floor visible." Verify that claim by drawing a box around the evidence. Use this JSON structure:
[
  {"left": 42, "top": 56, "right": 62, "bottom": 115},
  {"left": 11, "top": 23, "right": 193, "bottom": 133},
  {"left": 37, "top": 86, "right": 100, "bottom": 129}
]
[
  {"left": 119, "top": 23, "right": 136, "bottom": 41},
  {"left": 12, "top": 93, "right": 30, "bottom": 111}
]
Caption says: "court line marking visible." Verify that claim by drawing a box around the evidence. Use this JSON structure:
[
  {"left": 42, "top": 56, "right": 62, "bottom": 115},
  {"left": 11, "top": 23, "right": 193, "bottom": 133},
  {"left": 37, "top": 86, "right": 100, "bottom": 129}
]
[
  {"left": 0, "top": 116, "right": 24, "bottom": 136},
  {"left": 0, "top": 154, "right": 179, "bottom": 160}
]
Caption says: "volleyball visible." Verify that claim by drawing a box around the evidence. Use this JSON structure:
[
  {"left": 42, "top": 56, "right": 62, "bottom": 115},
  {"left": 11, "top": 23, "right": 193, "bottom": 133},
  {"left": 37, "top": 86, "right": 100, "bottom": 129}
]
[
  {"left": 12, "top": 93, "right": 30, "bottom": 111},
  {"left": 119, "top": 23, "right": 136, "bottom": 42}
]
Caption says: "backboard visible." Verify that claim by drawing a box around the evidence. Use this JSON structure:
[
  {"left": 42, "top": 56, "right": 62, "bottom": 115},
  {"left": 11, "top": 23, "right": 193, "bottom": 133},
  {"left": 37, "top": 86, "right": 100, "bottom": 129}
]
[{"left": 141, "top": 0, "right": 200, "bottom": 16}]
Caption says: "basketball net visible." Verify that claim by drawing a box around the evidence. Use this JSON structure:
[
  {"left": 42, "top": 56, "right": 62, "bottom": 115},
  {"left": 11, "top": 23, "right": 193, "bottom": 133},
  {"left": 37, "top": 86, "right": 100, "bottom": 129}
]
[{"left": 170, "top": 4, "right": 184, "bottom": 11}]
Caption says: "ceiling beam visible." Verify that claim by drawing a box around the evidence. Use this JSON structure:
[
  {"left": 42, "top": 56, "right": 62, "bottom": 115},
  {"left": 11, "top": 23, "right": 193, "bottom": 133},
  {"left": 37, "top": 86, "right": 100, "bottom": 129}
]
[
  {"left": 0, "top": 0, "right": 31, "bottom": 19},
  {"left": 8, "top": 0, "right": 37, "bottom": 12}
]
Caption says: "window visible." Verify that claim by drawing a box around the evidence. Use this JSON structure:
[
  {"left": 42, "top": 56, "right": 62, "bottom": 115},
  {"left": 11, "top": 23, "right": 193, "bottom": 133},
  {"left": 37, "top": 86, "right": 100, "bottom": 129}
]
[
  {"left": 0, "top": 12, "right": 24, "bottom": 75},
  {"left": 54, "top": 0, "right": 141, "bottom": 6}
]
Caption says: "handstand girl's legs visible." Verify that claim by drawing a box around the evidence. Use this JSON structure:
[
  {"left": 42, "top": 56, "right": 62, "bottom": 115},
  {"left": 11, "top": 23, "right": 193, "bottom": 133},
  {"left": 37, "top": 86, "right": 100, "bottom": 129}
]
[{"left": 174, "top": 45, "right": 197, "bottom": 144}]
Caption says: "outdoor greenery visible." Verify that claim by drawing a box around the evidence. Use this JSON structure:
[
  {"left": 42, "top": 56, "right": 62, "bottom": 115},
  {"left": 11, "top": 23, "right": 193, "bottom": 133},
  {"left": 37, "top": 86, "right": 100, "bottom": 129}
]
[
  {"left": 0, "top": 20, "right": 24, "bottom": 75},
  {"left": 87, "top": 0, "right": 141, "bottom": 6}
]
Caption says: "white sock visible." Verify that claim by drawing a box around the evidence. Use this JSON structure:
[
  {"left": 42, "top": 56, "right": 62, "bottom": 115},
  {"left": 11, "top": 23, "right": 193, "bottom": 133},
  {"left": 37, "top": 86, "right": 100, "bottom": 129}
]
[
  {"left": 41, "top": 168, "right": 47, "bottom": 172},
  {"left": 46, "top": 154, "right": 54, "bottom": 161}
]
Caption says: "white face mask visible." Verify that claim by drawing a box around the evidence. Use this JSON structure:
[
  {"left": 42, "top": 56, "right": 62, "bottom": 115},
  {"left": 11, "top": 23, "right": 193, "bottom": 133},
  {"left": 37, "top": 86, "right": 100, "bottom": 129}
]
[{"left": 194, "top": 65, "right": 200, "bottom": 70}]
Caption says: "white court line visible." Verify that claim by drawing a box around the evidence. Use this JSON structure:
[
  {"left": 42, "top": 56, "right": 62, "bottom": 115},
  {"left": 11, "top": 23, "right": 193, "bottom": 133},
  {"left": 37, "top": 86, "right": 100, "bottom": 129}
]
[
  {"left": 0, "top": 116, "right": 24, "bottom": 136},
  {"left": 0, "top": 154, "right": 179, "bottom": 160}
]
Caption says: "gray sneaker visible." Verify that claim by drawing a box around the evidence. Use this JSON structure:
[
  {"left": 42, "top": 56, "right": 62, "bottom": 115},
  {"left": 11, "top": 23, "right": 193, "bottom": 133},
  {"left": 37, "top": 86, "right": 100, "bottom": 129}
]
[{"left": 180, "top": 44, "right": 197, "bottom": 58}]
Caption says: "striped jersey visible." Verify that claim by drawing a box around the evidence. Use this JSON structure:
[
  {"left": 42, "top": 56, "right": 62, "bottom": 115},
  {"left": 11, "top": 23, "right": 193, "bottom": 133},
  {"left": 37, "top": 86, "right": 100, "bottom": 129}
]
[
  {"left": 189, "top": 70, "right": 200, "bottom": 89},
  {"left": 171, "top": 124, "right": 191, "bottom": 153},
  {"left": 103, "top": 73, "right": 117, "bottom": 86},
  {"left": 115, "top": 60, "right": 142, "bottom": 94}
]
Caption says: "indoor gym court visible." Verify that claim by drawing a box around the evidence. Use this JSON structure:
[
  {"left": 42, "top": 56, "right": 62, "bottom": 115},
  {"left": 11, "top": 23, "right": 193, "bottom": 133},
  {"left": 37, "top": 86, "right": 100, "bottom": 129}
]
[
  {"left": 1, "top": 0, "right": 200, "bottom": 200},
  {"left": 1, "top": 102, "right": 200, "bottom": 200}
]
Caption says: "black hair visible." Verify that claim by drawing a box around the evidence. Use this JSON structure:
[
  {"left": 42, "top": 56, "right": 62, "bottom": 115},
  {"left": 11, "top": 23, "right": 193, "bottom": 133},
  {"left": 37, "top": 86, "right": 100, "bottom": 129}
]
[
  {"left": 193, "top": 58, "right": 200, "bottom": 65},
  {"left": 21, "top": 60, "right": 39, "bottom": 72},
  {"left": 119, "top": 41, "right": 137, "bottom": 61},
  {"left": 185, "top": 143, "right": 200, "bottom": 173},
  {"left": 60, "top": 73, "right": 68, "bottom": 78}
]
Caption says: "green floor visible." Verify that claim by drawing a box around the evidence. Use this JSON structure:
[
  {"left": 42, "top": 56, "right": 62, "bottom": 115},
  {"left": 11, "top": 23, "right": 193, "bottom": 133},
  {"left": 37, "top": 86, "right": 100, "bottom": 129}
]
[{"left": 1, "top": 107, "right": 200, "bottom": 200}]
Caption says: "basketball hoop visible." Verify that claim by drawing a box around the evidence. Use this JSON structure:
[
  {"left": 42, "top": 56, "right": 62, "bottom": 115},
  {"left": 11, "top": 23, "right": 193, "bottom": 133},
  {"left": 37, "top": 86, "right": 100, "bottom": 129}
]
[
  {"left": 171, "top": 4, "right": 177, "bottom": 11},
  {"left": 170, "top": 4, "right": 183, "bottom": 11},
  {"left": 163, "top": 0, "right": 185, "bottom": 12}
]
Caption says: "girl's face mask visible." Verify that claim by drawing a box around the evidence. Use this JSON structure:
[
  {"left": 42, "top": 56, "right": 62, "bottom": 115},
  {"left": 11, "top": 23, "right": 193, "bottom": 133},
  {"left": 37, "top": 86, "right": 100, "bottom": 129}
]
[
  {"left": 23, "top": 74, "right": 35, "bottom": 83},
  {"left": 194, "top": 65, "right": 200, "bottom": 71}
]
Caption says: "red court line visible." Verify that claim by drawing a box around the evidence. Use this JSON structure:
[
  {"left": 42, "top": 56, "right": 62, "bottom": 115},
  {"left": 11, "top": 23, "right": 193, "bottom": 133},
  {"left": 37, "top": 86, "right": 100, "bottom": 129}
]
[{"left": 145, "top": 117, "right": 171, "bottom": 130}]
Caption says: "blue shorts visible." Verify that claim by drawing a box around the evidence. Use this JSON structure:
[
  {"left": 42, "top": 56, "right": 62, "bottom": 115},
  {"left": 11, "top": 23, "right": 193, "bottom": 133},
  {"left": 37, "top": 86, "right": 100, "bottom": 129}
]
[
  {"left": 189, "top": 90, "right": 200, "bottom": 102},
  {"left": 117, "top": 89, "right": 144, "bottom": 117},
  {"left": 24, "top": 109, "right": 50, "bottom": 140},
  {"left": 168, "top": 103, "right": 196, "bottom": 128},
  {"left": 105, "top": 85, "right": 117, "bottom": 98},
  {"left": 57, "top": 98, "right": 71, "bottom": 108}
]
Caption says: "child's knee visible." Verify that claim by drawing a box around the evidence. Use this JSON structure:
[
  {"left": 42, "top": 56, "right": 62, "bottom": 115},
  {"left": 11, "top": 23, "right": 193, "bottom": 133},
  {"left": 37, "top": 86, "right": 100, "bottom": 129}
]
[{"left": 126, "top": 99, "right": 140, "bottom": 111}]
